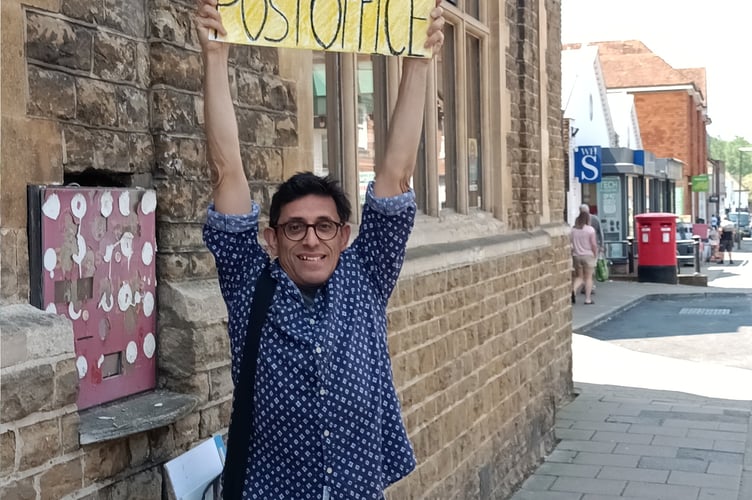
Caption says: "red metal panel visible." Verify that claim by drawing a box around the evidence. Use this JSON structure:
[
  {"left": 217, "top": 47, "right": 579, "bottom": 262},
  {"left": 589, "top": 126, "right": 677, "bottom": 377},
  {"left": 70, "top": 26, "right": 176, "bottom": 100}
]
[{"left": 40, "top": 187, "right": 157, "bottom": 409}]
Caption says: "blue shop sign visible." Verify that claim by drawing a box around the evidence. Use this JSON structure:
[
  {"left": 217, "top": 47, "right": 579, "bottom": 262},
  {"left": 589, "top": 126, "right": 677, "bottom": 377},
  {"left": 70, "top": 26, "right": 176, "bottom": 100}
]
[{"left": 574, "top": 145, "right": 602, "bottom": 183}]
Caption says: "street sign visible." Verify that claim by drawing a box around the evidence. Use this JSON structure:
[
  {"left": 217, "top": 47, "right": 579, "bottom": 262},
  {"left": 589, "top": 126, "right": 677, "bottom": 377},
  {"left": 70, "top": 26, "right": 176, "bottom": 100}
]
[
  {"left": 691, "top": 174, "right": 709, "bottom": 192},
  {"left": 574, "top": 146, "right": 602, "bottom": 184}
]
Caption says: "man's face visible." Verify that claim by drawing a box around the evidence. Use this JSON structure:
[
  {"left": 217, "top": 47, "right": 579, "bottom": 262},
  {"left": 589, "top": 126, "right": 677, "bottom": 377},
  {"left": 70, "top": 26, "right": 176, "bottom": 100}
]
[{"left": 264, "top": 195, "right": 351, "bottom": 288}]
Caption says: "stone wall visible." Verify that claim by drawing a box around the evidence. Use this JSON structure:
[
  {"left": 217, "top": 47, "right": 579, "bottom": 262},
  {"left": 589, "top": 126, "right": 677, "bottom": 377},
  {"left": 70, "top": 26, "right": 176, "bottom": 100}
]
[{"left": 0, "top": 0, "right": 572, "bottom": 498}]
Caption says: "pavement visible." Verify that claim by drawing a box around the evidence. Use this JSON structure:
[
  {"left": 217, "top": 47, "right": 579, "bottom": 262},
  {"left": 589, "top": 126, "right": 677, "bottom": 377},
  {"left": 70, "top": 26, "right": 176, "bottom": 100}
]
[{"left": 509, "top": 240, "right": 752, "bottom": 500}]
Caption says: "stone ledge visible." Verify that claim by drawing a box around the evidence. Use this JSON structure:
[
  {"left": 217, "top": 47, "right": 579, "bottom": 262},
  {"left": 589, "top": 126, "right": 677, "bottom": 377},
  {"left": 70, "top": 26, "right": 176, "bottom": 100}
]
[
  {"left": 79, "top": 389, "right": 198, "bottom": 445},
  {"left": 0, "top": 303, "right": 74, "bottom": 370}
]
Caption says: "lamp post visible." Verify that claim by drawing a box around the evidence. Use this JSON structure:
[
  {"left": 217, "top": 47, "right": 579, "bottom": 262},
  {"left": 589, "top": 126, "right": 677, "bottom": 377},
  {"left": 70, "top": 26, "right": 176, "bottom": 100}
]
[{"left": 737, "top": 146, "right": 752, "bottom": 249}]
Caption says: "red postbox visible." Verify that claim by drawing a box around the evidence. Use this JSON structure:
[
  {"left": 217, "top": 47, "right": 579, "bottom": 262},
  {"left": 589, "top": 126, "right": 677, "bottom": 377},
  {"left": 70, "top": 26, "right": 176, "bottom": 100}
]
[{"left": 635, "top": 213, "right": 677, "bottom": 284}]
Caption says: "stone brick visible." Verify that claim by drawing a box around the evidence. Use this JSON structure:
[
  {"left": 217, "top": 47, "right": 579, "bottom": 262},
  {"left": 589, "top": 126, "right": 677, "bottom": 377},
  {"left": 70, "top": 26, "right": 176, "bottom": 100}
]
[
  {"left": 237, "top": 109, "right": 275, "bottom": 146},
  {"left": 27, "top": 66, "right": 76, "bottom": 119},
  {"left": 153, "top": 178, "right": 195, "bottom": 221},
  {"left": 237, "top": 70, "right": 263, "bottom": 107},
  {"left": 55, "top": 358, "right": 79, "bottom": 407},
  {"left": 156, "top": 252, "right": 192, "bottom": 282},
  {"left": 83, "top": 440, "right": 129, "bottom": 484},
  {"left": 1, "top": 364, "right": 54, "bottom": 422},
  {"left": 261, "top": 75, "right": 295, "bottom": 111},
  {"left": 95, "top": 468, "right": 162, "bottom": 500},
  {"left": 61, "top": 412, "right": 80, "bottom": 453},
  {"left": 19, "top": 418, "right": 61, "bottom": 470},
  {"left": 1, "top": 430, "right": 15, "bottom": 475},
  {"left": 62, "top": 0, "right": 103, "bottom": 23},
  {"left": 160, "top": 373, "right": 211, "bottom": 406},
  {"left": 26, "top": 12, "right": 93, "bottom": 71},
  {"left": 93, "top": 32, "right": 138, "bottom": 82},
  {"left": 0, "top": 476, "right": 36, "bottom": 500},
  {"left": 191, "top": 251, "right": 218, "bottom": 279},
  {"left": 0, "top": 304, "right": 74, "bottom": 369},
  {"left": 274, "top": 116, "right": 298, "bottom": 147},
  {"left": 149, "top": 0, "right": 196, "bottom": 45},
  {"left": 209, "top": 366, "right": 233, "bottom": 401},
  {"left": 200, "top": 405, "right": 222, "bottom": 438},
  {"left": 128, "top": 133, "right": 155, "bottom": 173},
  {"left": 153, "top": 135, "right": 206, "bottom": 180},
  {"left": 151, "top": 89, "right": 198, "bottom": 134},
  {"left": 242, "top": 147, "right": 284, "bottom": 182},
  {"left": 39, "top": 457, "right": 83, "bottom": 500},
  {"left": 102, "top": 0, "right": 146, "bottom": 38},
  {"left": 173, "top": 413, "right": 201, "bottom": 449},
  {"left": 155, "top": 222, "right": 205, "bottom": 252},
  {"left": 147, "top": 426, "right": 175, "bottom": 463},
  {"left": 128, "top": 433, "right": 150, "bottom": 467},
  {"left": 159, "top": 323, "right": 230, "bottom": 379},
  {"left": 150, "top": 42, "right": 202, "bottom": 92},
  {"left": 76, "top": 78, "right": 118, "bottom": 127},
  {"left": 116, "top": 86, "right": 149, "bottom": 129}
]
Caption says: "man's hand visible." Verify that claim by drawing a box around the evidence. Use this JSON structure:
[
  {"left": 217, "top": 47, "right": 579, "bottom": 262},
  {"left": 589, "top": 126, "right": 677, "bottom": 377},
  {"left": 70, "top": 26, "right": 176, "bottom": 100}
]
[
  {"left": 424, "top": 0, "right": 446, "bottom": 58},
  {"left": 195, "top": 0, "right": 228, "bottom": 56}
]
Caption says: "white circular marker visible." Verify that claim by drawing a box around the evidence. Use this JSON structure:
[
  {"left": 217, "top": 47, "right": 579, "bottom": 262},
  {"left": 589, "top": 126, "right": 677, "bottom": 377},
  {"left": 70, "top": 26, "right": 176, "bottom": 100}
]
[
  {"left": 126, "top": 341, "right": 138, "bottom": 364},
  {"left": 118, "top": 192, "right": 131, "bottom": 216},
  {"left": 141, "top": 242, "right": 154, "bottom": 266},
  {"left": 42, "top": 194, "right": 61, "bottom": 220},
  {"left": 143, "top": 291, "right": 154, "bottom": 317},
  {"left": 76, "top": 356, "right": 88, "bottom": 379},
  {"left": 121, "top": 232, "right": 134, "bottom": 261},
  {"left": 71, "top": 194, "right": 87, "bottom": 219},
  {"left": 140, "top": 190, "right": 157, "bottom": 215},
  {"left": 118, "top": 283, "right": 133, "bottom": 311},
  {"left": 100, "top": 191, "right": 113, "bottom": 218},
  {"left": 143, "top": 333, "right": 156, "bottom": 359},
  {"left": 43, "top": 248, "right": 57, "bottom": 278}
]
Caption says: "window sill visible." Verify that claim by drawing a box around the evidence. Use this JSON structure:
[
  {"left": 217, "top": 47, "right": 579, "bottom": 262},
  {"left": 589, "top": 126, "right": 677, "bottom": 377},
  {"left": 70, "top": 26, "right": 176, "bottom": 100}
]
[{"left": 79, "top": 389, "right": 199, "bottom": 445}]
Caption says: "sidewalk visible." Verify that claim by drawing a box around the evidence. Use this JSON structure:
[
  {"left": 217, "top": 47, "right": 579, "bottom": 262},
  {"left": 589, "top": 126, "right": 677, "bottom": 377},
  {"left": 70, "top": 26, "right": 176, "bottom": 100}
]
[{"left": 510, "top": 244, "right": 752, "bottom": 500}]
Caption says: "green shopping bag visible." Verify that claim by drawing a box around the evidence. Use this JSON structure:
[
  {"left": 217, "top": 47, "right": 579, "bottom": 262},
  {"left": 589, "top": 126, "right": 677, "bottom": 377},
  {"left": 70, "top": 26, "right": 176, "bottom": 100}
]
[{"left": 595, "top": 256, "right": 609, "bottom": 282}]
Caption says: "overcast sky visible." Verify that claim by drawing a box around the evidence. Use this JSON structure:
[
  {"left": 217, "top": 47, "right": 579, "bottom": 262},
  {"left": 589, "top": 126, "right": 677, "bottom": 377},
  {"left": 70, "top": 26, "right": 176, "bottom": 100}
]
[{"left": 561, "top": 0, "right": 752, "bottom": 141}]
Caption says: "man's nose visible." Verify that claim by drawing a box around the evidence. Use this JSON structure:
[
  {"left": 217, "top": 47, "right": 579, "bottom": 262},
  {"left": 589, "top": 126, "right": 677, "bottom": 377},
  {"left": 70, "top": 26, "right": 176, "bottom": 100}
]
[{"left": 301, "top": 225, "right": 319, "bottom": 245}]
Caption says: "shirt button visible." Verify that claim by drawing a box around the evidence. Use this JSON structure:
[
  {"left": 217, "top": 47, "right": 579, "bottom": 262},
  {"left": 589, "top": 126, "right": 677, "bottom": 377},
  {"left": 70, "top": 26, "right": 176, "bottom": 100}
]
[
  {"left": 309, "top": 318, "right": 315, "bottom": 325},
  {"left": 315, "top": 346, "right": 322, "bottom": 354},
  {"left": 326, "top": 467, "right": 333, "bottom": 474},
  {"left": 323, "top": 430, "right": 330, "bottom": 437},
  {"left": 320, "top": 388, "right": 327, "bottom": 396}
]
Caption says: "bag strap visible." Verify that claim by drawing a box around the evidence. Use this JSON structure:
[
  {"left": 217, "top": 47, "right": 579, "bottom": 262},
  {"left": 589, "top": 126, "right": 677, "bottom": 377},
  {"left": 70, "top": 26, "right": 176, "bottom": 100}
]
[{"left": 222, "top": 265, "right": 276, "bottom": 500}]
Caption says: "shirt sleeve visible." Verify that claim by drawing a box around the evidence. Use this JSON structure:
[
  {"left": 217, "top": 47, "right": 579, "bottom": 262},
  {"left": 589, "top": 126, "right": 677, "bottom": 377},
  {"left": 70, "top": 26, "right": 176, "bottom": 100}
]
[
  {"left": 202, "top": 202, "right": 268, "bottom": 308},
  {"left": 352, "top": 182, "right": 416, "bottom": 302}
]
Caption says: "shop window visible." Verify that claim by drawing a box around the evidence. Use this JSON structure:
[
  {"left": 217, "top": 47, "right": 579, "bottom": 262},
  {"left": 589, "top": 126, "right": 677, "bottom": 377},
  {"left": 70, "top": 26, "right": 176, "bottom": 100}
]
[
  {"left": 357, "top": 54, "right": 376, "bottom": 206},
  {"left": 466, "top": 33, "right": 482, "bottom": 208},
  {"left": 437, "top": 23, "right": 458, "bottom": 210}
]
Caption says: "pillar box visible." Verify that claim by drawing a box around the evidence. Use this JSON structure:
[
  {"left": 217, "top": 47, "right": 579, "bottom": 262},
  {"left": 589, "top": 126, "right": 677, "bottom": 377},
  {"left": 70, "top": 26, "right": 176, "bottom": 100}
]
[{"left": 635, "top": 213, "right": 677, "bottom": 284}]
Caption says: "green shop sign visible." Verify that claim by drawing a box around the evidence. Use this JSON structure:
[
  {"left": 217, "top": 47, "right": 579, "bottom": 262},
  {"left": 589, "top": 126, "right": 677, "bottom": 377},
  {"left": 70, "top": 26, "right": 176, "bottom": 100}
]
[{"left": 691, "top": 174, "right": 709, "bottom": 192}]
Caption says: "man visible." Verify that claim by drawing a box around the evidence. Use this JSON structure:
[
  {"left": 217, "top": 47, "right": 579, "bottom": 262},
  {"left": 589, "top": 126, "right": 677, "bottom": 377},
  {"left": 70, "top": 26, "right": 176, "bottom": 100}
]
[
  {"left": 196, "top": 1, "right": 445, "bottom": 498},
  {"left": 719, "top": 215, "right": 735, "bottom": 264}
]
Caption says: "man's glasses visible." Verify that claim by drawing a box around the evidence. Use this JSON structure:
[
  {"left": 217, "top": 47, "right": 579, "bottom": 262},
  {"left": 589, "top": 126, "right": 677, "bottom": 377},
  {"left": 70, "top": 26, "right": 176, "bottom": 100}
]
[{"left": 275, "top": 219, "right": 345, "bottom": 241}]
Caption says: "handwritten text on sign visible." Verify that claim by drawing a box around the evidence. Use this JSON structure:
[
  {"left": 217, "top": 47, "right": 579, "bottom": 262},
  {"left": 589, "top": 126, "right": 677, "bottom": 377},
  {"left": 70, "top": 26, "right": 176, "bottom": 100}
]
[{"left": 216, "top": 0, "right": 434, "bottom": 57}]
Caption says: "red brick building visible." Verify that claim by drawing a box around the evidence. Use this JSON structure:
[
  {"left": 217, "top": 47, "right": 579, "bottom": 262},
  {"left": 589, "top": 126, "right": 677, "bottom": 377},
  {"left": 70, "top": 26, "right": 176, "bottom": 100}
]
[{"left": 595, "top": 40, "right": 709, "bottom": 216}]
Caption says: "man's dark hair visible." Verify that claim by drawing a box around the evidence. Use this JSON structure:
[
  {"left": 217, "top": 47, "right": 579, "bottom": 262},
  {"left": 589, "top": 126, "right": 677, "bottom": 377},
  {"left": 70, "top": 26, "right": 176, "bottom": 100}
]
[{"left": 269, "top": 172, "right": 352, "bottom": 226}]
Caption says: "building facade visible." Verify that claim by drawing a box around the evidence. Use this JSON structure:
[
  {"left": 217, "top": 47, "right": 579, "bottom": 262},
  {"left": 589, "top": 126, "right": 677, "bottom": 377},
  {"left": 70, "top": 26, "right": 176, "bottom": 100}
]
[{"left": 1, "top": 1, "right": 573, "bottom": 498}]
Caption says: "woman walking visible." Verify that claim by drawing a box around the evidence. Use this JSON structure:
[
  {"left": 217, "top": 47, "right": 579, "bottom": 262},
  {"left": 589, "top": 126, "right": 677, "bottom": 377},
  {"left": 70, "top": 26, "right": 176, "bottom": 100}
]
[{"left": 571, "top": 211, "right": 599, "bottom": 305}]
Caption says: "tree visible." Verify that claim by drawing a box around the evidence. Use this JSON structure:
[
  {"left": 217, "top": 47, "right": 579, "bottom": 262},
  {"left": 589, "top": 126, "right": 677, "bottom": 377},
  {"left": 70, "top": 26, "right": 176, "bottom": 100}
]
[{"left": 709, "top": 136, "right": 752, "bottom": 190}]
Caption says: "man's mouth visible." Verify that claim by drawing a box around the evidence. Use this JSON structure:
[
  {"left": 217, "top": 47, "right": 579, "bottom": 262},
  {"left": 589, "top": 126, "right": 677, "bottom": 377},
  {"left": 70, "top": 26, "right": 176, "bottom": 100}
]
[{"left": 298, "top": 255, "right": 324, "bottom": 262}]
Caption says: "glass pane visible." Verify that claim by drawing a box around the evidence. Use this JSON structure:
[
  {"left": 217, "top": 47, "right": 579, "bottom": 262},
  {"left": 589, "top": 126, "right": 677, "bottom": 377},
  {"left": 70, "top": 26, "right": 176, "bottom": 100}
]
[
  {"left": 357, "top": 54, "right": 376, "bottom": 205},
  {"left": 466, "top": 34, "right": 482, "bottom": 208},
  {"left": 437, "top": 23, "right": 457, "bottom": 210},
  {"left": 466, "top": 0, "right": 479, "bottom": 18},
  {"left": 312, "top": 52, "right": 329, "bottom": 176}
]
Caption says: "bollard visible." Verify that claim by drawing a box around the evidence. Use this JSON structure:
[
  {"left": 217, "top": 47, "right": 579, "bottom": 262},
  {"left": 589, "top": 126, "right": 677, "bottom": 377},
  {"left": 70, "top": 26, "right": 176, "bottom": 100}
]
[
  {"left": 692, "top": 235, "right": 701, "bottom": 274},
  {"left": 626, "top": 236, "right": 634, "bottom": 274}
]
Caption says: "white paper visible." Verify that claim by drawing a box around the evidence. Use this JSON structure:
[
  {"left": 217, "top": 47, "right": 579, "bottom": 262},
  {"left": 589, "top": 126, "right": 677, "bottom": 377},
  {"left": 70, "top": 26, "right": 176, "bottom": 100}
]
[{"left": 165, "top": 436, "right": 225, "bottom": 500}]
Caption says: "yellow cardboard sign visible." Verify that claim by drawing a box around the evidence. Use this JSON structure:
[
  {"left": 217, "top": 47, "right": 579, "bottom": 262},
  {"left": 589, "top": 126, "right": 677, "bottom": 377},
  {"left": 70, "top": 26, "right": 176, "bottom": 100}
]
[{"left": 215, "top": 0, "right": 434, "bottom": 57}]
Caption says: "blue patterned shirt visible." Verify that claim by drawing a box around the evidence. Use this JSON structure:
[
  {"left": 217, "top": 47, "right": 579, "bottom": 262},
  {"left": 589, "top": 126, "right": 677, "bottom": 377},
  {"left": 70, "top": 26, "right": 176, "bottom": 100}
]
[{"left": 203, "top": 183, "right": 417, "bottom": 499}]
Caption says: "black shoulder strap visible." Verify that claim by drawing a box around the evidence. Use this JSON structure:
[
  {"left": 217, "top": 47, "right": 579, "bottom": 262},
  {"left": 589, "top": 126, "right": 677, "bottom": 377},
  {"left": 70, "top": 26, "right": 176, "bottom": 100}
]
[{"left": 223, "top": 265, "right": 276, "bottom": 500}]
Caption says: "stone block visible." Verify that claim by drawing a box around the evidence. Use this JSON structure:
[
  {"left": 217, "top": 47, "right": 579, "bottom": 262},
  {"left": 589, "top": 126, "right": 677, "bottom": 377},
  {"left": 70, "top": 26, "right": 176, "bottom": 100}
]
[
  {"left": 61, "top": 412, "right": 80, "bottom": 453},
  {"left": 261, "top": 75, "right": 292, "bottom": 111},
  {"left": 39, "top": 457, "right": 83, "bottom": 500},
  {"left": 158, "top": 279, "right": 227, "bottom": 328},
  {"left": 153, "top": 135, "right": 206, "bottom": 180},
  {"left": 0, "top": 430, "right": 15, "bottom": 475},
  {"left": 147, "top": 425, "right": 175, "bottom": 463},
  {"left": 27, "top": 66, "right": 76, "bottom": 119},
  {"left": 160, "top": 323, "right": 230, "bottom": 381},
  {"left": 0, "top": 304, "right": 74, "bottom": 369},
  {"left": 236, "top": 109, "right": 275, "bottom": 146},
  {"left": 0, "top": 476, "right": 36, "bottom": 500},
  {"left": 209, "top": 366, "right": 233, "bottom": 401},
  {"left": 102, "top": 0, "right": 146, "bottom": 38},
  {"left": 82, "top": 440, "right": 130, "bottom": 484},
  {"left": 274, "top": 116, "right": 298, "bottom": 147},
  {"left": 55, "top": 358, "right": 79, "bottom": 407},
  {"left": 200, "top": 405, "right": 222, "bottom": 438},
  {"left": 129, "top": 133, "right": 155, "bottom": 173},
  {"left": 96, "top": 468, "right": 162, "bottom": 500},
  {"left": 173, "top": 412, "right": 201, "bottom": 449},
  {"left": 62, "top": 0, "right": 103, "bottom": 23},
  {"left": 151, "top": 89, "right": 198, "bottom": 134},
  {"left": 150, "top": 42, "right": 201, "bottom": 92},
  {"left": 237, "top": 70, "right": 263, "bottom": 107},
  {"left": 19, "top": 418, "right": 61, "bottom": 470},
  {"left": 128, "top": 433, "right": 150, "bottom": 467},
  {"left": 155, "top": 222, "right": 206, "bottom": 252},
  {"left": 153, "top": 178, "right": 195, "bottom": 221},
  {"left": 26, "top": 12, "right": 93, "bottom": 71},
  {"left": 93, "top": 32, "right": 138, "bottom": 82},
  {"left": 1, "top": 364, "right": 55, "bottom": 423},
  {"left": 149, "top": 0, "right": 195, "bottom": 45},
  {"left": 243, "top": 147, "right": 284, "bottom": 182},
  {"left": 117, "top": 86, "right": 149, "bottom": 129},
  {"left": 76, "top": 78, "right": 118, "bottom": 127},
  {"left": 156, "top": 252, "right": 193, "bottom": 282}
]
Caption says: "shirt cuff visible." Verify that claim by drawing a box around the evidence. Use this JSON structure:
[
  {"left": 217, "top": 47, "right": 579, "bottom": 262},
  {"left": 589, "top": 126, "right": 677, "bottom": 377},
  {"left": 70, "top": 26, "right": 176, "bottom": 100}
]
[
  {"left": 205, "top": 202, "right": 260, "bottom": 233},
  {"left": 364, "top": 182, "right": 416, "bottom": 216}
]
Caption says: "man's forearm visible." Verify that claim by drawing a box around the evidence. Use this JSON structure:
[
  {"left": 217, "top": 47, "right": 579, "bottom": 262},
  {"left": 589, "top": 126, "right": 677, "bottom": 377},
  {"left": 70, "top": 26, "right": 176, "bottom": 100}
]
[
  {"left": 374, "top": 58, "right": 430, "bottom": 198},
  {"left": 203, "top": 49, "right": 252, "bottom": 214}
]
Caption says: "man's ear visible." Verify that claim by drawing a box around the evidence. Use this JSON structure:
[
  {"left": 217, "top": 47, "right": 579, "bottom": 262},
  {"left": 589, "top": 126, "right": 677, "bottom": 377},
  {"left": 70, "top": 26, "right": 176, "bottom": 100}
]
[
  {"left": 263, "top": 227, "right": 278, "bottom": 256},
  {"left": 339, "top": 224, "right": 351, "bottom": 251}
]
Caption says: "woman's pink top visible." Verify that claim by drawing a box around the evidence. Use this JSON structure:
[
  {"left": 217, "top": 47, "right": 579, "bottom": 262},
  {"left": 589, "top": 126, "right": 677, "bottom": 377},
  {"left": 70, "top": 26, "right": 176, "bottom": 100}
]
[{"left": 571, "top": 225, "right": 597, "bottom": 257}]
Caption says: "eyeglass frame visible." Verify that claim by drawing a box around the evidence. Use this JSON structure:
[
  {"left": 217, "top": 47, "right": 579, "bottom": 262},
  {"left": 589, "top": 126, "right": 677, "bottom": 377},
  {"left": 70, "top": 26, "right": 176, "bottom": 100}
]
[{"left": 273, "top": 218, "right": 346, "bottom": 241}]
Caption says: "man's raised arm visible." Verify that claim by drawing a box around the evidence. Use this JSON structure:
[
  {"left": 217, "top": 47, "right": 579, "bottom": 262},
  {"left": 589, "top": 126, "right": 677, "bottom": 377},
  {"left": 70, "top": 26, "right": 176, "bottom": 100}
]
[
  {"left": 196, "top": 0, "right": 252, "bottom": 215},
  {"left": 373, "top": 1, "right": 445, "bottom": 199}
]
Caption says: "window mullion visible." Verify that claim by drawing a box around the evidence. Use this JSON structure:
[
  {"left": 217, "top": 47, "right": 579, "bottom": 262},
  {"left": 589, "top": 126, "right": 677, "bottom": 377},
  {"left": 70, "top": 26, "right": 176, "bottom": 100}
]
[{"left": 455, "top": 24, "right": 469, "bottom": 214}]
